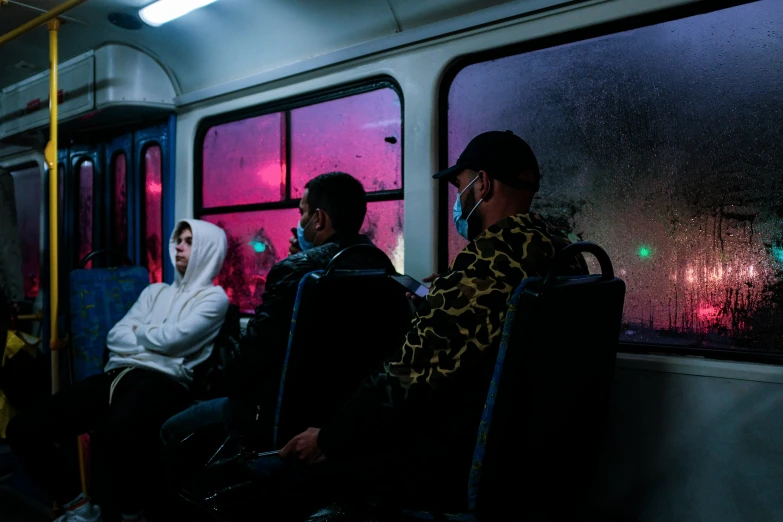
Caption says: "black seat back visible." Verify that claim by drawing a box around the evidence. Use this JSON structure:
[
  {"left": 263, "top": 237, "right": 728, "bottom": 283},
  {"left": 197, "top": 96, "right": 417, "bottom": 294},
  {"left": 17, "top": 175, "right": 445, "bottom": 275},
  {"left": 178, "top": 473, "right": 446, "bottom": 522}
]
[
  {"left": 471, "top": 242, "right": 626, "bottom": 519},
  {"left": 273, "top": 246, "right": 413, "bottom": 448},
  {"left": 192, "top": 303, "right": 241, "bottom": 401}
]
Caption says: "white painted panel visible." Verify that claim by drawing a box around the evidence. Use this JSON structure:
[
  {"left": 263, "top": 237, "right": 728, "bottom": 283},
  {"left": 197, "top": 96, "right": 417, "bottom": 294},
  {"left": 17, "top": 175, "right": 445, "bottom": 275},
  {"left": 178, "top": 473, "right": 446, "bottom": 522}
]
[
  {"left": 95, "top": 44, "right": 176, "bottom": 107},
  {"left": 590, "top": 360, "right": 783, "bottom": 521},
  {"left": 0, "top": 54, "right": 95, "bottom": 139}
]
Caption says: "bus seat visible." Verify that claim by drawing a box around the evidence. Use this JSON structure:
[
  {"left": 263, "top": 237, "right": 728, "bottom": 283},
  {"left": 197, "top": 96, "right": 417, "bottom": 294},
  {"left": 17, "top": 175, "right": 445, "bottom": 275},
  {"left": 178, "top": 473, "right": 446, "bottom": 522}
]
[
  {"left": 464, "top": 241, "right": 625, "bottom": 521},
  {"left": 176, "top": 245, "right": 414, "bottom": 519},
  {"left": 68, "top": 250, "right": 148, "bottom": 383},
  {"left": 68, "top": 250, "right": 147, "bottom": 505},
  {"left": 273, "top": 261, "right": 413, "bottom": 449},
  {"left": 191, "top": 303, "right": 241, "bottom": 402},
  {"left": 303, "top": 241, "right": 626, "bottom": 522}
]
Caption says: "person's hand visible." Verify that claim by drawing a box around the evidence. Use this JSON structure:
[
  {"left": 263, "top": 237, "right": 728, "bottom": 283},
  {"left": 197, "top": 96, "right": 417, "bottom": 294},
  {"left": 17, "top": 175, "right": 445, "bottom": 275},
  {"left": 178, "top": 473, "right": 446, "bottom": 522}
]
[
  {"left": 289, "top": 227, "right": 302, "bottom": 256},
  {"left": 405, "top": 273, "right": 438, "bottom": 305},
  {"left": 279, "top": 427, "right": 325, "bottom": 465}
]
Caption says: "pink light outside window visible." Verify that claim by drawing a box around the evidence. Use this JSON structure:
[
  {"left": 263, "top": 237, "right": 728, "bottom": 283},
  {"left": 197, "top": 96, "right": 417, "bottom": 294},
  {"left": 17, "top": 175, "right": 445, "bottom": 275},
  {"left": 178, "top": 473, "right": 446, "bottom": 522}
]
[
  {"left": 77, "top": 160, "right": 93, "bottom": 269},
  {"left": 202, "top": 112, "right": 286, "bottom": 208},
  {"left": 144, "top": 145, "right": 163, "bottom": 283},
  {"left": 111, "top": 152, "right": 128, "bottom": 256}
]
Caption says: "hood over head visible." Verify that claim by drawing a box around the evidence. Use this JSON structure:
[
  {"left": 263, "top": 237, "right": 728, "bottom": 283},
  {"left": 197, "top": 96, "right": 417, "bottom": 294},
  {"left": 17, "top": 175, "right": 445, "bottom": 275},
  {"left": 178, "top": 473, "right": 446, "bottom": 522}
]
[{"left": 169, "top": 218, "right": 227, "bottom": 289}]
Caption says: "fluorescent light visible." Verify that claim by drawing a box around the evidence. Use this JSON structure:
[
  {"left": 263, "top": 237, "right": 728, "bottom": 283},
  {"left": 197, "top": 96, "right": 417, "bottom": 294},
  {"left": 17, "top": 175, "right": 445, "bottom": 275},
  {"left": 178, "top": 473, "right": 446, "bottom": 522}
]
[{"left": 139, "top": 0, "right": 218, "bottom": 27}]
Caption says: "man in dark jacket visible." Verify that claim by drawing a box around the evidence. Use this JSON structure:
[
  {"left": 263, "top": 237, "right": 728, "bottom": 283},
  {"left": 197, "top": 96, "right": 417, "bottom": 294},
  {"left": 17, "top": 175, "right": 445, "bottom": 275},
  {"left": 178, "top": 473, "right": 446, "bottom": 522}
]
[{"left": 160, "top": 172, "right": 380, "bottom": 460}]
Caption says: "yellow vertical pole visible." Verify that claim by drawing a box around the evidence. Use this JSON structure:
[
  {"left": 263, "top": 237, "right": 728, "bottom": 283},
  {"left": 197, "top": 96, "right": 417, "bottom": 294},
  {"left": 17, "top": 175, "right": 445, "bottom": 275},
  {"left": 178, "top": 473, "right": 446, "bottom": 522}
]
[
  {"left": 44, "top": 18, "right": 61, "bottom": 393},
  {"left": 44, "top": 17, "right": 88, "bottom": 503}
]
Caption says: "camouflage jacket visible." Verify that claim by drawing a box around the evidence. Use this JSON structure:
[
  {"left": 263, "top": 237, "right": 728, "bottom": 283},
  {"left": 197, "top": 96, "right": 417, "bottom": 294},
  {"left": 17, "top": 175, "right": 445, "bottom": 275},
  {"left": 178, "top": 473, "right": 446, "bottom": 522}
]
[{"left": 318, "top": 213, "right": 587, "bottom": 479}]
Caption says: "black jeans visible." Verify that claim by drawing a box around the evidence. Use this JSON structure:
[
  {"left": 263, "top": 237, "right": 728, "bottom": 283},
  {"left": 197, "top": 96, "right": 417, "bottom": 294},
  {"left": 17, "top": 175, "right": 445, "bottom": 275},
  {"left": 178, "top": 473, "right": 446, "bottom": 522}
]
[{"left": 6, "top": 367, "right": 190, "bottom": 514}]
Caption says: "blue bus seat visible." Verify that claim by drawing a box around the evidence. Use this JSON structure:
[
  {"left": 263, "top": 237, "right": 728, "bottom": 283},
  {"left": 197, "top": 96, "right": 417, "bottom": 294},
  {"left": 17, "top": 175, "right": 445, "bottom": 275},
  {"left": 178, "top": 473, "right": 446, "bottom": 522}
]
[
  {"left": 463, "top": 241, "right": 625, "bottom": 521},
  {"left": 69, "top": 265, "right": 149, "bottom": 383},
  {"left": 302, "top": 241, "right": 626, "bottom": 522},
  {"left": 66, "top": 251, "right": 149, "bottom": 510}
]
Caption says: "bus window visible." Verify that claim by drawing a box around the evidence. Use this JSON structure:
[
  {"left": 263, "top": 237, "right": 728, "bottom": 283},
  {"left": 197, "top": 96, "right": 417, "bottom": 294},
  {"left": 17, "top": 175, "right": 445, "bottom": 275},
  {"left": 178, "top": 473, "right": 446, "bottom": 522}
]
[
  {"left": 291, "top": 88, "right": 404, "bottom": 273},
  {"left": 202, "top": 112, "right": 285, "bottom": 208},
  {"left": 290, "top": 88, "right": 402, "bottom": 196},
  {"left": 77, "top": 160, "right": 94, "bottom": 269},
  {"left": 111, "top": 152, "right": 128, "bottom": 256},
  {"left": 444, "top": 0, "right": 783, "bottom": 352},
  {"left": 9, "top": 166, "right": 41, "bottom": 299},
  {"left": 143, "top": 145, "right": 163, "bottom": 283},
  {"left": 198, "top": 85, "right": 403, "bottom": 313}
]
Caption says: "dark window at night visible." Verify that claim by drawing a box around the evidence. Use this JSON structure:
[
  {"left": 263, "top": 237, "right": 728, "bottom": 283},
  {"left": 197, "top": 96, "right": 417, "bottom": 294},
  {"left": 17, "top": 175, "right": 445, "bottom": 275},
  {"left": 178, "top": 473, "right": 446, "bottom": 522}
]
[
  {"left": 199, "top": 86, "right": 403, "bottom": 313},
  {"left": 445, "top": 0, "right": 783, "bottom": 352},
  {"left": 10, "top": 166, "right": 41, "bottom": 298}
]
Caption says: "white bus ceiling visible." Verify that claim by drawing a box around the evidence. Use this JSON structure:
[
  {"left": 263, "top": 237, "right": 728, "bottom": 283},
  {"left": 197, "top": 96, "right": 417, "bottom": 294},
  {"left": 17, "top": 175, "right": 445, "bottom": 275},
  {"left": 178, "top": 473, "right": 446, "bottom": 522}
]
[
  {"left": 2, "top": 0, "right": 783, "bottom": 520},
  {"left": 0, "top": 0, "right": 548, "bottom": 97}
]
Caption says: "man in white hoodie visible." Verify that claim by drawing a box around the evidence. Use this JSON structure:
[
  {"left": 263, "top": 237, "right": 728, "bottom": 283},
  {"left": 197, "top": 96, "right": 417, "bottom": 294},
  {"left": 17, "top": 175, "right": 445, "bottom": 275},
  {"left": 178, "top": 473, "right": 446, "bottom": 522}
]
[{"left": 6, "top": 218, "right": 229, "bottom": 522}]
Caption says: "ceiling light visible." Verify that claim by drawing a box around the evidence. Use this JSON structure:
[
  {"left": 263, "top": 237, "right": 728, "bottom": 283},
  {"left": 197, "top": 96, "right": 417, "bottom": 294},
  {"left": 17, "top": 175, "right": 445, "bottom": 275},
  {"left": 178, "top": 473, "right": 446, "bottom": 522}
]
[{"left": 139, "top": 0, "right": 218, "bottom": 27}]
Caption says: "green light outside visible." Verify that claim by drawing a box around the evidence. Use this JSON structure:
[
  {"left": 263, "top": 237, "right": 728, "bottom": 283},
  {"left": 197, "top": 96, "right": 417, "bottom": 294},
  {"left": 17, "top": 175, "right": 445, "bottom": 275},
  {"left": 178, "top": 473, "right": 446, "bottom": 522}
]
[
  {"left": 638, "top": 246, "right": 652, "bottom": 259},
  {"left": 249, "top": 241, "right": 266, "bottom": 253}
]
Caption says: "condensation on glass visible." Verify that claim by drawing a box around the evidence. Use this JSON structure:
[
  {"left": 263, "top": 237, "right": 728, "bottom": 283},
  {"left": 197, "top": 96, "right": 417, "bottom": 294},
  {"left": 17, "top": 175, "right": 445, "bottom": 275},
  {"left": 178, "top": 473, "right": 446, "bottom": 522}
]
[
  {"left": 290, "top": 88, "right": 402, "bottom": 196},
  {"left": 111, "top": 152, "right": 128, "bottom": 256},
  {"left": 446, "top": 0, "right": 783, "bottom": 352},
  {"left": 204, "top": 209, "right": 300, "bottom": 313},
  {"left": 202, "top": 112, "right": 285, "bottom": 207},
  {"left": 77, "top": 160, "right": 94, "bottom": 269},
  {"left": 200, "top": 87, "right": 404, "bottom": 312},
  {"left": 362, "top": 200, "right": 405, "bottom": 274},
  {"left": 10, "top": 166, "right": 41, "bottom": 298},
  {"left": 144, "top": 145, "right": 163, "bottom": 283}
]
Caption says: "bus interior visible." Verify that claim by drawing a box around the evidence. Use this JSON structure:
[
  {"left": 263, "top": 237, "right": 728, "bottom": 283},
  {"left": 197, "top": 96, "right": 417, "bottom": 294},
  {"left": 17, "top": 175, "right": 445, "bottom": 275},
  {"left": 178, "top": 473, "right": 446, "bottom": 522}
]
[{"left": 1, "top": 0, "right": 782, "bottom": 520}]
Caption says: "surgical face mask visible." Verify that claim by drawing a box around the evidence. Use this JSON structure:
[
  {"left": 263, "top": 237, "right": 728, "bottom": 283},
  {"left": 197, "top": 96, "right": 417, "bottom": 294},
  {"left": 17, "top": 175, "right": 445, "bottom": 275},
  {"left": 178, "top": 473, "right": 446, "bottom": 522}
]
[
  {"left": 452, "top": 175, "right": 484, "bottom": 240},
  {"left": 297, "top": 214, "right": 316, "bottom": 251}
]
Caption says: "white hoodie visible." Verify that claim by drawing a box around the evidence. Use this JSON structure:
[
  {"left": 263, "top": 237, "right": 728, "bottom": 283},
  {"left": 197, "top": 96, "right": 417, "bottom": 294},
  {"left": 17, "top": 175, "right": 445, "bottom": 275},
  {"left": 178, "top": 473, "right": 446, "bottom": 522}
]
[{"left": 104, "top": 218, "right": 229, "bottom": 384}]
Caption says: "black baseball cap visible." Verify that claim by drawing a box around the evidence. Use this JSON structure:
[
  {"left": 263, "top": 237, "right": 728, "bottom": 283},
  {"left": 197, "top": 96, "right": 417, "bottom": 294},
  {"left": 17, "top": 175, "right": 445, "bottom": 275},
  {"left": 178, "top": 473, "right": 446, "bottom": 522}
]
[{"left": 433, "top": 130, "right": 540, "bottom": 191}]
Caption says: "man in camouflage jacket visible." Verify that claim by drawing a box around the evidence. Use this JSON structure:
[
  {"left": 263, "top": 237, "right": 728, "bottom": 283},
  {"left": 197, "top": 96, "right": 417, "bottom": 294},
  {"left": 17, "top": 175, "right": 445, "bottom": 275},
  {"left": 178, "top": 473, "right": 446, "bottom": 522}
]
[{"left": 279, "top": 131, "right": 588, "bottom": 513}]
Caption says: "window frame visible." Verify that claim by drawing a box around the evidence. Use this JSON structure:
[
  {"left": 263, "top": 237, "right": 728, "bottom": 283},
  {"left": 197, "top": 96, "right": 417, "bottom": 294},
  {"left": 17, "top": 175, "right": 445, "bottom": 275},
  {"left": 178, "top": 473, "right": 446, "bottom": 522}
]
[
  {"left": 5, "top": 161, "right": 43, "bottom": 301},
  {"left": 68, "top": 149, "right": 102, "bottom": 269},
  {"left": 194, "top": 77, "right": 404, "bottom": 218},
  {"left": 140, "top": 141, "right": 166, "bottom": 284},
  {"left": 437, "top": 0, "right": 781, "bottom": 365},
  {"left": 194, "top": 77, "right": 405, "bottom": 314},
  {"left": 109, "top": 149, "right": 129, "bottom": 257}
]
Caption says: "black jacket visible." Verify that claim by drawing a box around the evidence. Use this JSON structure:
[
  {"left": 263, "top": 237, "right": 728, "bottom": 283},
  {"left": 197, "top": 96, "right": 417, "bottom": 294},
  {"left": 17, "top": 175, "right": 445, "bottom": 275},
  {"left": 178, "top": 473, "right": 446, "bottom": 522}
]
[{"left": 224, "top": 233, "right": 376, "bottom": 441}]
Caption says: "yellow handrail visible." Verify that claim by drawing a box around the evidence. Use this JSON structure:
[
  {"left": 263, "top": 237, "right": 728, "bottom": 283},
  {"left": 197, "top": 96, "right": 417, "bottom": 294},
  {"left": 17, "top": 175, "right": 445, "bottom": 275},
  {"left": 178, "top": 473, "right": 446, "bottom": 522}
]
[
  {"left": 45, "top": 19, "right": 62, "bottom": 389},
  {"left": 0, "top": 0, "right": 87, "bottom": 47},
  {"left": 17, "top": 313, "right": 44, "bottom": 321},
  {"left": 44, "top": 16, "right": 89, "bottom": 501}
]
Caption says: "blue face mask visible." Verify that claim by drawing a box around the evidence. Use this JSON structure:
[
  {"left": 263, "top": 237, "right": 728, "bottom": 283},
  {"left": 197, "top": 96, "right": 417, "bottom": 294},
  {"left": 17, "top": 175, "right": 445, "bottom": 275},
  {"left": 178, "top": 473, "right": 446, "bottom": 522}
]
[
  {"left": 297, "top": 215, "right": 316, "bottom": 251},
  {"left": 452, "top": 175, "right": 484, "bottom": 240}
]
